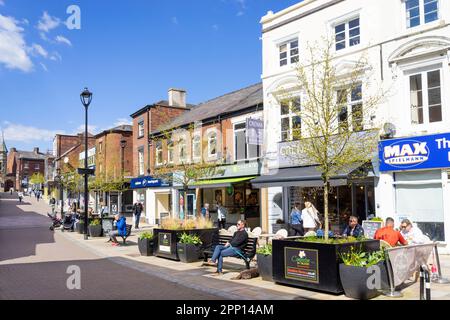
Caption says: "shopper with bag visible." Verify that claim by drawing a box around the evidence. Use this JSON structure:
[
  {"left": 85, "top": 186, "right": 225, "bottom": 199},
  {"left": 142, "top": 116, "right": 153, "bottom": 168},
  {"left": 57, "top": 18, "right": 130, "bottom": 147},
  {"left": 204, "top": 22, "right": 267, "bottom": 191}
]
[
  {"left": 289, "top": 202, "right": 304, "bottom": 236},
  {"left": 302, "top": 201, "right": 321, "bottom": 233}
]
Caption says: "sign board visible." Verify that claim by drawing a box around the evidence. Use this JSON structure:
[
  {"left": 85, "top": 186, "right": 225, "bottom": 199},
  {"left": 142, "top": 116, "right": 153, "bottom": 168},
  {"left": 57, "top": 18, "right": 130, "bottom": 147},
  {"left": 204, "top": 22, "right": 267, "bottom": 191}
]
[
  {"left": 246, "top": 118, "right": 264, "bottom": 145},
  {"left": 130, "top": 176, "right": 169, "bottom": 189},
  {"left": 379, "top": 132, "right": 450, "bottom": 172},
  {"left": 159, "top": 232, "right": 171, "bottom": 253},
  {"left": 284, "top": 247, "right": 319, "bottom": 283},
  {"left": 362, "top": 220, "right": 383, "bottom": 239}
]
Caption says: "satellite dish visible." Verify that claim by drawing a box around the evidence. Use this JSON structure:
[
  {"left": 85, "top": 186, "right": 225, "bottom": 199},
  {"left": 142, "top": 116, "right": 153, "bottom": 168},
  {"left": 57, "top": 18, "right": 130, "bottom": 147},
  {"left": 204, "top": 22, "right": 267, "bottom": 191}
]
[{"left": 383, "top": 123, "right": 396, "bottom": 138}]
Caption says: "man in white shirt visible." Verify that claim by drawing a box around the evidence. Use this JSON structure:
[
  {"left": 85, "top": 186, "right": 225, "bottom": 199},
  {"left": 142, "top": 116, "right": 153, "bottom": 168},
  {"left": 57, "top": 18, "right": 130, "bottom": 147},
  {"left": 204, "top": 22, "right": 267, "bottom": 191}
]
[{"left": 400, "top": 219, "right": 428, "bottom": 244}]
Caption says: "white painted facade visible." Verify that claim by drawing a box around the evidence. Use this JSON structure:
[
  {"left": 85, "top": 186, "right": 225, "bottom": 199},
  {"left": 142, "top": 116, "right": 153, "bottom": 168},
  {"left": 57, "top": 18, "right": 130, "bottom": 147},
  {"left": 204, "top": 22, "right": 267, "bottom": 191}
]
[{"left": 260, "top": 0, "right": 450, "bottom": 249}]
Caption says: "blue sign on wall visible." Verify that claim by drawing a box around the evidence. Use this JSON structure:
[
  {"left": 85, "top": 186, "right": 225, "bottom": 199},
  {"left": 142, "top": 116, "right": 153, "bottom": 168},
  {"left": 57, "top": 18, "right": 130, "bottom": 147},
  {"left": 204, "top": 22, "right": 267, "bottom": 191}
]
[
  {"left": 130, "top": 176, "right": 169, "bottom": 189},
  {"left": 379, "top": 132, "right": 450, "bottom": 172}
]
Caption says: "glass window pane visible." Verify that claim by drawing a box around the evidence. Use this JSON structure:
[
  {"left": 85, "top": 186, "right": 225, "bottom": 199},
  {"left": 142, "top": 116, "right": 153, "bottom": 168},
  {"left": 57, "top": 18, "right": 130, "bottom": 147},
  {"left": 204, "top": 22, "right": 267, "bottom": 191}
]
[
  {"left": 335, "top": 32, "right": 346, "bottom": 42},
  {"left": 406, "top": 0, "right": 419, "bottom": 10},
  {"left": 290, "top": 40, "right": 298, "bottom": 48},
  {"left": 248, "top": 143, "right": 258, "bottom": 159},
  {"left": 292, "top": 97, "right": 301, "bottom": 113},
  {"left": 428, "top": 87, "right": 441, "bottom": 105},
  {"left": 280, "top": 44, "right": 287, "bottom": 52},
  {"left": 291, "top": 56, "right": 299, "bottom": 64},
  {"left": 410, "top": 74, "right": 423, "bottom": 125},
  {"left": 234, "top": 123, "right": 246, "bottom": 130},
  {"left": 427, "top": 70, "right": 440, "bottom": 88},
  {"left": 281, "top": 101, "right": 290, "bottom": 115},
  {"left": 235, "top": 131, "right": 246, "bottom": 160},
  {"left": 349, "top": 37, "right": 360, "bottom": 46},
  {"left": 290, "top": 48, "right": 299, "bottom": 56},
  {"left": 409, "top": 7, "right": 420, "bottom": 18},
  {"left": 336, "top": 42, "right": 345, "bottom": 51},
  {"left": 349, "top": 27, "right": 360, "bottom": 37},
  {"left": 429, "top": 105, "right": 442, "bottom": 122},
  {"left": 335, "top": 23, "right": 345, "bottom": 33},
  {"left": 348, "top": 18, "right": 359, "bottom": 29},
  {"left": 408, "top": 17, "right": 421, "bottom": 28},
  {"left": 425, "top": 11, "right": 438, "bottom": 23},
  {"left": 280, "top": 59, "right": 287, "bottom": 67},
  {"left": 351, "top": 85, "right": 362, "bottom": 102},
  {"left": 281, "top": 118, "right": 290, "bottom": 132},
  {"left": 352, "top": 104, "right": 363, "bottom": 131},
  {"left": 280, "top": 52, "right": 287, "bottom": 60}
]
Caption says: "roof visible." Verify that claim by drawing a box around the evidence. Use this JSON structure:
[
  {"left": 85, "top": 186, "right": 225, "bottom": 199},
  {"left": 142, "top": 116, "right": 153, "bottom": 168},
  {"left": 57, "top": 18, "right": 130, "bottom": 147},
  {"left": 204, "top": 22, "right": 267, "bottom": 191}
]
[
  {"left": 130, "top": 101, "right": 196, "bottom": 119},
  {"left": 95, "top": 125, "right": 132, "bottom": 138},
  {"left": 16, "top": 150, "right": 49, "bottom": 161},
  {"left": 152, "top": 82, "right": 263, "bottom": 134}
]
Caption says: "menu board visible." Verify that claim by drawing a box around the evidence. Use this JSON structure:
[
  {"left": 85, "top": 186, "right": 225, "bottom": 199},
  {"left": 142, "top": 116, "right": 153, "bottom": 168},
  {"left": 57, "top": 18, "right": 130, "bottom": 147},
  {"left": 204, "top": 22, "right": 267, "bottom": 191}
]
[
  {"left": 362, "top": 220, "right": 383, "bottom": 239},
  {"left": 159, "top": 232, "right": 171, "bottom": 253},
  {"left": 284, "top": 247, "right": 319, "bottom": 283}
]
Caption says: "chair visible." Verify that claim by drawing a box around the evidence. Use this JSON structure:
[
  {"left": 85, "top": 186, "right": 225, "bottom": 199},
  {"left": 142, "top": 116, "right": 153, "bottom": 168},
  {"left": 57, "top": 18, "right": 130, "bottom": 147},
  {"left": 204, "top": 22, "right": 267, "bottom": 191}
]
[
  {"left": 379, "top": 239, "right": 392, "bottom": 249},
  {"left": 275, "top": 229, "right": 288, "bottom": 239},
  {"left": 304, "top": 231, "right": 317, "bottom": 237},
  {"left": 227, "top": 225, "right": 237, "bottom": 233},
  {"left": 251, "top": 227, "right": 262, "bottom": 237}
]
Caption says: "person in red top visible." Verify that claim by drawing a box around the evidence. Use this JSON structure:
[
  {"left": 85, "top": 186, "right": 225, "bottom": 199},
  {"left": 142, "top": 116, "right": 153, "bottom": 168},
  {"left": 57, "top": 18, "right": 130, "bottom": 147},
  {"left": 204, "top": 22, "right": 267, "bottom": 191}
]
[{"left": 374, "top": 217, "right": 408, "bottom": 246}]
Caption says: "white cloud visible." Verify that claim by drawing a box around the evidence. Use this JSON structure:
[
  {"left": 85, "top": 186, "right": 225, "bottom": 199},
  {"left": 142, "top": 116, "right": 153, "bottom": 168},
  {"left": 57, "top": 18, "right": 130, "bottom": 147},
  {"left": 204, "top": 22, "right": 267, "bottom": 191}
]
[
  {"left": 50, "top": 52, "right": 62, "bottom": 61},
  {"left": 114, "top": 118, "right": 132, "bottom": 127},
  {"left": 29, "top": 43, "right": 48, "bottom": 58},
  {"left": 0, "top": 14, "right": 33, "bottom": 72},
  {"left": 76, "top": 124, "right": 99, "bottom": 135},
  {"left": 55, "top": 35, "right": 72, "bottom": 46},
  {"left": 0, "top": 1, "right": 5, "bottom": 6},
  {"left": 171, "top": 17, "right": 178, "bottom": 25},
  {"left": 37, "top": 11, "right": 60, "bottom": 33},
  {"left": 40, "top": 62, "right": 48, "bottom": 72},
  {"left": 3, "top": 121, "right": 64, "bottom": 143}
]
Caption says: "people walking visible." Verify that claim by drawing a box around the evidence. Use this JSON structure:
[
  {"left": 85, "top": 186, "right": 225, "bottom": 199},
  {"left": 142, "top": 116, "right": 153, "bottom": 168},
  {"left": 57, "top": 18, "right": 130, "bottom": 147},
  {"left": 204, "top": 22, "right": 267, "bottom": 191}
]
[
  {"left": 18, "top": 192, "right": 23, "bottom": 203},
  {"left": 289, "top": 202, "right": 304, "bottom": 236},
  {"left": 201, "top": 203, "right": 210, "bottom": 219},
  {"left": 217, "top": 202, "right": 227, "bottom": 230},
  {"left": 133, "top": 201, "right": 143, "bottom": 229},
  {"left": 302, "top": 201, "right": 321, "bottom": 233},
  {"left": 50, "top": 197, "right": 56, "bottom": 214}
]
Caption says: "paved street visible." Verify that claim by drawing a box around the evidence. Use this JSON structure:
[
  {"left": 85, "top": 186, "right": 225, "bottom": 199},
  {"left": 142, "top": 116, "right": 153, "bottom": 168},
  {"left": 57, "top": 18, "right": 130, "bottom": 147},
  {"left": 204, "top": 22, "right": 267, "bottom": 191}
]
[{"left": 0, "top": 192, "right": 222, "bottom": 300}]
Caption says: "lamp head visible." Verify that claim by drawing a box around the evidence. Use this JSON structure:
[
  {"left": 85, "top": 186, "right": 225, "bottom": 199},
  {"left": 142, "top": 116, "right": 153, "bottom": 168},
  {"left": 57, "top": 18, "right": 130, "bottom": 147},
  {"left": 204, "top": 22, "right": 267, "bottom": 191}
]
[{"left": 80, "top": 87, "right": 93, "bottom": 107}]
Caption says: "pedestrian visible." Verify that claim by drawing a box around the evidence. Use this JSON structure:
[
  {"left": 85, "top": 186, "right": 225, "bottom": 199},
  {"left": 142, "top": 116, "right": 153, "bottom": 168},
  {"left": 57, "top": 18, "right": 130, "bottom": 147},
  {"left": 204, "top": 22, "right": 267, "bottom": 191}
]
[
  {"left": 374, "top": 217, "right": 408, "bottom": 247},
  {"left": 36, "top": 191, "right": 41, "bottom": 202},
  {"left": 342, "top": 216, "right": 364, "bottom": 237},
  {"left": 289, "top": 202, "right": 304, "bottom": 236},
  {"left": 217, "top": 202, "right": 227, "bottom": 230},
  {"left": 133, "top": 201, "right": 143, "bottom": 229},
  {"left": 108, "top": 214, "right": 127, "bottom": 246},
  {"left": 18, "top": 192, "right": 23, "bottom": 203},
  {"left": 50, "top": 197, "right": 56, "bottom": 214},
  {"left": 201, "top": 203, "right": 210, "bottom": 219},
  {"left": 302, "top": 201, "right": 321, "bottom": 233}
]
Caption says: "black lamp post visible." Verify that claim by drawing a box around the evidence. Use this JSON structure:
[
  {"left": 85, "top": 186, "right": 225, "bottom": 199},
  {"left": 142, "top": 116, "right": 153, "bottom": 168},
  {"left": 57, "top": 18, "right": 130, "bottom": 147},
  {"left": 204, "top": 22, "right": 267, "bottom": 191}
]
[
  {"left": 120, "top": 139, "right": 126, "bottom": 215},
  {"left": 80, "top": 87, "right": 93, "bottom": 240},
  {"left": 56, "top": 168, "right": 64, "bottom": 219}
]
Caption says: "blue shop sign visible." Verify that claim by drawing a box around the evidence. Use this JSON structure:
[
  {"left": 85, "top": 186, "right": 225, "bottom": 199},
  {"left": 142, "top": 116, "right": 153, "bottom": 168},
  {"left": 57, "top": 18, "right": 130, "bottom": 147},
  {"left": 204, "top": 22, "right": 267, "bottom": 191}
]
[
  {"left": 130, "top": 176, "right": 169, "bottom": 189},
  {"left": 379, "top": 132, "right": 450, "bottom": 172}
]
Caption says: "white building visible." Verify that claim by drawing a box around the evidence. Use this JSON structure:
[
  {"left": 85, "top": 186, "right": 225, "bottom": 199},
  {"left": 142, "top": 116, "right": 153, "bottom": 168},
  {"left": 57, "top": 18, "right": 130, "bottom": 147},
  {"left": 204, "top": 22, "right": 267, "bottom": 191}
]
[{"left": 258, "top": 0, "right": 450, "bottom": 249}]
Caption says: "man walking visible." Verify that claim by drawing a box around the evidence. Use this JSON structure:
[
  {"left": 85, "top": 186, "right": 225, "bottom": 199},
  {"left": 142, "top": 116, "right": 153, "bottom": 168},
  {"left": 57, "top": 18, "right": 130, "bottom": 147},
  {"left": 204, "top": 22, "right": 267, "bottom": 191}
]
[
  {"left": 217, "top": 202, "right": 227, "bottom": 230},
  {"left": 133, "top": 201, "right": 143, "bottom": 229}
]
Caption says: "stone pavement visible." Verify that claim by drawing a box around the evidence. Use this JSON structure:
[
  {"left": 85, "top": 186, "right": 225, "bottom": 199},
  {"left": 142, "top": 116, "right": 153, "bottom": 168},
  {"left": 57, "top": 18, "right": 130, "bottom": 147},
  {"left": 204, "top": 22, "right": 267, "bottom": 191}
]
[{"left": 4, "top": 193, "right": 450, "bottom": 300}]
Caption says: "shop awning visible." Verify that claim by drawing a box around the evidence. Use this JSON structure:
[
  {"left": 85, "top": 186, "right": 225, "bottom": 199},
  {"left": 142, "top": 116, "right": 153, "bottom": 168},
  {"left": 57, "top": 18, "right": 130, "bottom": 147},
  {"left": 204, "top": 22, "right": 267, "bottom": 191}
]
[
  {"left": 250, "top": 165, "right": 367, "bottom": 188},
  {"left": 189, "top": 176, "right": 257, "bottom": 189}
]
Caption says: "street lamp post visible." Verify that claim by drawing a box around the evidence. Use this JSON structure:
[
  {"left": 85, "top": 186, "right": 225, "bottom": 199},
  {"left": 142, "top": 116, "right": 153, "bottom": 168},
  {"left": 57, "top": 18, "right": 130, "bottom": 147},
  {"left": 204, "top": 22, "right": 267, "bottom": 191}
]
[
  {"left": 120, "top": 139, "right": 126, "bottom": 215},
  {"left": 56, "top": 168, "right": 64, "bottom": 219},
  {"left": 80, "top": 88, "right": 93, "bottom": 240}
]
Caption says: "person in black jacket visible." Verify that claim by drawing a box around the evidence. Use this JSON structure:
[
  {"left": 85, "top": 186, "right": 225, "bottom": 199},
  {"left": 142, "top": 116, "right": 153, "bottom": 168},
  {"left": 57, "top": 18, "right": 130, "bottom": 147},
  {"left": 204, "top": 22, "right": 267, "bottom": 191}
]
[{"left": 206, "top": 220, "right": 249, "bottom": 276}]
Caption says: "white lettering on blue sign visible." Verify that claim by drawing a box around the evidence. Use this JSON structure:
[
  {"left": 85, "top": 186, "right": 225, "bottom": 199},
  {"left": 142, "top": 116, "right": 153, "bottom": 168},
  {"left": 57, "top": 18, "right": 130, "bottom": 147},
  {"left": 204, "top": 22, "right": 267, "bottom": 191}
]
[
  {"left": 435, "top": 138, "right": 450, "bottom": 150},
  {"left": 383, "top": 141, "right": 429, "bottom": 167}
]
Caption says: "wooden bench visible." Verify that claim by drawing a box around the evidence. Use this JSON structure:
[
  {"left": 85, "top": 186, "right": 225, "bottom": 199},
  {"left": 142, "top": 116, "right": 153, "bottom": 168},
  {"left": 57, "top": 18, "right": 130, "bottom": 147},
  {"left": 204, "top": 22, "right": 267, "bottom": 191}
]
[
  {"left": 119, "top": 224, "right": 132, "bottom": 245},
  {"left": 203, "top": 233, "right": 258, "bottom": 269}
]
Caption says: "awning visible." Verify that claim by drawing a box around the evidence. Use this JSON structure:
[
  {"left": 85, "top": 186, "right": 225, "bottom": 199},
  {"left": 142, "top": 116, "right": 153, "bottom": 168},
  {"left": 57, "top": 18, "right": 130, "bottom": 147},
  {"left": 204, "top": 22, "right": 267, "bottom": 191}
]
[
  {"left": 250, "top": 165, "right": 367, "bottom": 188},
  {"left": 189, "top": 176, "right": 257, "bottom": 189}
]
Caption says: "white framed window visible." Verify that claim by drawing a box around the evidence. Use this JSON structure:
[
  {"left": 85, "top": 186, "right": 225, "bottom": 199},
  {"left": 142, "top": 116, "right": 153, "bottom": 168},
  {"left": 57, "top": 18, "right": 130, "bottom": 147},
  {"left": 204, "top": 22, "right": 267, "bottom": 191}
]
[
  {"left": 405, "top": 0, "right": 439, "bottom": 28},
  {"left": 334, "top": 17, "right": 360, "bottom": 51},
  {"left": 279, "top": 39, "right": 299, "bottom": 67},
  {"left": 24, "top": 162, "right": 29, "bottom": 169},
  {"left": 167, "top": 139, "right": 174, "bottom": 164},
  {"left": 409, "top": 69, "right": 442, "bottom": 125},
  {"left": 178, "top": 138, "right": 187, "bottom": 162},
  {"left": 192, "top": 134, "right": 201, "bottom": 159},
  {"left": 138, "top": 148, "right": 144, "bottom": 176},
  {"left": 155, "top": 142, "right": 163, "bottom": 166},
  {"left": 35, "top": 164, "right": 40, "bottom": 170},
  {"left": 208, "top": 132, "right": 217, "bottom": 157},
  {"left": 98, "top": 142, "right": 103, "bottom": 154},
  {"left": 234, "top": 122, "right": 261, "bottom": 161},
  {"left": 280, "top": 97, "right": 301, "bottom": 142},
  {"left": 138, "top": 121, "right": 144, "bottom": 138},
  {"left": 336, "top": 84, "right": 363, "bottom": 132}
]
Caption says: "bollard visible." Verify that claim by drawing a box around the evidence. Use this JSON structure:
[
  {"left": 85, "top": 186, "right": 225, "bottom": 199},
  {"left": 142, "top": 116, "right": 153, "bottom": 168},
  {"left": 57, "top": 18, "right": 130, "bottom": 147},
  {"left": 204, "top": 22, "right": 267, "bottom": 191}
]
[
  {"left": 419, "top": 266, "right": 425, "bottom": 300},
  {"left": 422, "top": 264, "right": 431, "bottom": 300},
  {"left": 432, "top": 244, "right": 450, "bottom": 284}
]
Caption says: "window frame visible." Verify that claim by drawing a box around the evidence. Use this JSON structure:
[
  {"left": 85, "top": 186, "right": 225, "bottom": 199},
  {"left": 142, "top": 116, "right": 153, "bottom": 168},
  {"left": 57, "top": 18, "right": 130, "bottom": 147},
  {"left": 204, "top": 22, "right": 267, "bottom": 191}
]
[
  {"left": 138, "top": 148, "right": 145, "bottom": 176},
  {"left": 155, "top": 142, "right": 163, "bottom": 166},
  {"left": 192, "top": 134, "right": 201, "bottom": 160},
  {"left": 178, "top": 137, "right": 187, "bottom": 163},
  {"left": 138, "top": 121, "right": 145, "bottom": 139},
  {"left": 404, "top": 0, "right": 440, "bottom": 29},
  {"left": 278, "top": 38, "right": 299, "bottom": 67},
  {"left": 280, "top": 97, "right": 302, "bottom": 142},
  {"left": 167, "top": 139, "right": 174, "bottom": 164},
  {"left": 233, "top": 122, "right": 261, "bottom": 162},
  {"left": 333, "top": 16, "right": 360, "bottom": 52},
  {"left": 207, "top": 131, "right": 218, "bottom": 158},
  {"left": 336, "top": 83, "right": 364, "bottom": 132}
]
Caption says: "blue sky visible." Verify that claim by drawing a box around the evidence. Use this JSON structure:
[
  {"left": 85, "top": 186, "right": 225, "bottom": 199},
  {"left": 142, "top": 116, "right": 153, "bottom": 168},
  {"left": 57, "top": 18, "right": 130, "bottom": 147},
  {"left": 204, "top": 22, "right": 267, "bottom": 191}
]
[{"left": 0, "top": 0, "right": 300, "bottom": 152}]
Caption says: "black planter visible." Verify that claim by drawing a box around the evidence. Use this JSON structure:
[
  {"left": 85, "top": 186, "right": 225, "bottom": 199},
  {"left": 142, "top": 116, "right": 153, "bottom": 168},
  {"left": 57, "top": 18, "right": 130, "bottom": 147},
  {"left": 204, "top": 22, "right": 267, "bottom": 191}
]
[
  {"left": 257, "top": 254, "right": 273, "bottom": 282},
  {"left": 177, "top": 243, "right": 201, "bottom": 263},
  {"left": 272, "top": 223, "right": 288, "bottom": 234},
  {"left": 272, "top": 239, "right": 380, "bottom": 294},
  {"left": 77, "top": 222, "right": 86, "bottom": 234},
  {"left": 339, "top": 262, "right": 390, "bottom": 300},
  {"left": 153, "top": 228, "right": 218, "bottom": 261},
  {"left": 88, "top": 224, "right": 102, "bottom": 237},
  {"left": 138, "top": 238, "right": 154, "bottom": 256}
]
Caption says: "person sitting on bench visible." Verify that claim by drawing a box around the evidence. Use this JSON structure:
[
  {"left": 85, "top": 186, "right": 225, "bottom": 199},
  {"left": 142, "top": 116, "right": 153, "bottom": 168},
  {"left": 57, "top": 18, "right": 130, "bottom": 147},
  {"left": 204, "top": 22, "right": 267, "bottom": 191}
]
[
  {"left": 108, "top": 214, "right": 127, "bottom": 246},
  {"left": 206, "top": 220, "right": 248, "bottom": 276}
]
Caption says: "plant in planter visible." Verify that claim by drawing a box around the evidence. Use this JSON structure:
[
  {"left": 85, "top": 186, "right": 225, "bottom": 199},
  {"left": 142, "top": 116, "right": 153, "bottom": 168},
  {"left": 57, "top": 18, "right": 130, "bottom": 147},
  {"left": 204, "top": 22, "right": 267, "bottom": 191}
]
[
  {"left": 88, "top": 219, "right": 102, "bottom": 237},
  {"left": 370, "top": 217, "right": 384, "bottom": 222},
  {"left": 272, "top": 219, "right": 288, "bottom": 234},
  {"left": 339, "top": 247, "right": 389, "bottom": 300},
  {"left": 177, "top": 233, "right": 202, "bottom": 263},
  {"left": 77, "top": 221, "right": 86, "bottom": 234},
  {"left": 256, "top": 244, "right": 273, "bottom": 282},
  {"left": 138, "top": 232, "right": 155, "bottom": 256}
]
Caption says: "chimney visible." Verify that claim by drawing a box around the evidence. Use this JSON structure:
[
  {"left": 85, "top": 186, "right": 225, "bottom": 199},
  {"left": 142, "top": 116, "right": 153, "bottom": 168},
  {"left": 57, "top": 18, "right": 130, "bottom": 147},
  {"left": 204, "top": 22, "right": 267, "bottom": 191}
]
[
  {"left": 10, "top": 147, "right": 17, "bottom": 153},
  {"left": 34, "top": 147, "right": 40, "bottom": 154},
  {"left": 168, "top": 88, "right": 186, "bottom": 108}
]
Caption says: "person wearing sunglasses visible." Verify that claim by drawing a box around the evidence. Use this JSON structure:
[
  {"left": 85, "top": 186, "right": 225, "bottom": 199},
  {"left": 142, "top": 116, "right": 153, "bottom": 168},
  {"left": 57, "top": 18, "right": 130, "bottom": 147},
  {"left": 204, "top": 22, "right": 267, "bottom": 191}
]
[
  {"left": 342, "top": 216, "right": 364, "bottom": 237},
  {"left": 399, "top": 219, "right": 427, "bottom": 244}
]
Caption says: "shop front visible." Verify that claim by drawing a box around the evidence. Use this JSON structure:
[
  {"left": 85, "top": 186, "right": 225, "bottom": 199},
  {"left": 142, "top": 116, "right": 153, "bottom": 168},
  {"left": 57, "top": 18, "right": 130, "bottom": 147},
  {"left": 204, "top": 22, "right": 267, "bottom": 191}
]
[
  {"left": 377, "top": 132, "right": 450, "bottom": 248},
  {"left": 192, "top": 161, "right": 262, "bottom": 229}
]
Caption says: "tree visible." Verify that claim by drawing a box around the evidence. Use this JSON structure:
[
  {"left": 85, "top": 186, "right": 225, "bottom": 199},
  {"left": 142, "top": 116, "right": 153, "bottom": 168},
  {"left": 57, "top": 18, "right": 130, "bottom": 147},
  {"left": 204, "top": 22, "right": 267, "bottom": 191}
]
[
  {"left": 30, "top": 172, "right": 45, "bottom": 185},
  {"left": 278, "top": 39, "right": 386, "bottom": 240}
]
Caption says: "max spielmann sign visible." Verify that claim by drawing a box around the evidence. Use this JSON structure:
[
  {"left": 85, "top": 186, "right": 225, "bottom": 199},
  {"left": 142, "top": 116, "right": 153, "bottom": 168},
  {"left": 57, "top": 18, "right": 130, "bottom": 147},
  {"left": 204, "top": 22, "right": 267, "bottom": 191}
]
[
  {"left": 284, "top": 247, "right": 319, "bottom": 283},
  {"left": 159, "top": 233, "right": 171, "bottom": 253},
  {"left": 379, "top": 132, "right": 450, "bottom": 172}
]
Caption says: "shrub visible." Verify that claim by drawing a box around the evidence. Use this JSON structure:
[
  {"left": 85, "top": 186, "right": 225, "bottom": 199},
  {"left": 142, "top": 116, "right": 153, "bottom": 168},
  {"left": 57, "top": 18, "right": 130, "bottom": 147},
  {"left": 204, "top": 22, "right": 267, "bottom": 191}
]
[
  {"left": 184, "top": 219, "right": 196, "bottom": 230},
  {"left": 139, "top": 232, "right": 154, "bottom": 240},
  {"left": 370, "top": 217, "right": 383, "bottom": 222},
  {"left": 89, "top": 219, "right": 100, "bottom": 226},
  {"left": 179, "top": 233, "right": 202, "bottom": 245},
  {"left": 256, "top": 244, "right": 272, "bottom": 256},
  {"left": 161, "top": 217, "right": 183, "bottom": 230},
  {"left": 160, "top": 217, "right": 214, "bottom": 230},
  {"left": 340, "top": 246, "right": 385, "bottom": 267},
  {"left": 195, "top": 217, "right": 214, "bottom": 229}
]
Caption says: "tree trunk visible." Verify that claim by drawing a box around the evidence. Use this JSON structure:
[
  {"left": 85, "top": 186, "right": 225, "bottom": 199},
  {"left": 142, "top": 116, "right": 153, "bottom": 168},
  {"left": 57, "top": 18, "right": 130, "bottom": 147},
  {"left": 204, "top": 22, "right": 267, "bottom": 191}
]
[
  {"left": 324, "top": 178, "right": 329, "bottom": 241},
  {"left": 184, "top": 189, "right": 188, "bottom": 223}
]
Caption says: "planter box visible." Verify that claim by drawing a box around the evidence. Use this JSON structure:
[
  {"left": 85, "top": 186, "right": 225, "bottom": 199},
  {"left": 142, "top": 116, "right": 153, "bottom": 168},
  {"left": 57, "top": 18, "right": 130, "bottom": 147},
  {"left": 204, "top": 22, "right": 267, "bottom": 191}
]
[
  {"left": 153, "top": 228, "right": 218, "bottom": 261},
  {"left": 88, "top": 224, "right": 102, "bottom": 237},
  {"left": 339, "top": 262, "right": 389, "bottom": 300},
  {"left": 257, "top": 254, "right": 273, "bottom": 282},
  {"left": 138, "top": 238, "right": 154, "bottom": 256},
  {"left": 272, "top": 239, "right": 380, "bottom": 294},
  {"left": 177, "top": 243, "right": 201, "bottom": 263},
  {"left": 77, "top": 223, "right": 86, "bottom": 234}
]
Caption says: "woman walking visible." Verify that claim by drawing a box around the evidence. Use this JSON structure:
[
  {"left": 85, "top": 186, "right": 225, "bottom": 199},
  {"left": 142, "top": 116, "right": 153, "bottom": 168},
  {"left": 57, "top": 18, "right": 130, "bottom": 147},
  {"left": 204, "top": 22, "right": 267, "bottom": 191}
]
[{"left": 301, "top": 201, "right": 321, "bottom": 233}]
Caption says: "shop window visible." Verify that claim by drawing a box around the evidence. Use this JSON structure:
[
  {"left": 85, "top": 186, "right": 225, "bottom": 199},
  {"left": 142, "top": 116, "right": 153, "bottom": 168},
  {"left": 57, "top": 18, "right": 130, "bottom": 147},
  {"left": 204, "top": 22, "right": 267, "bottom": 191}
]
[
  {"left": 410, "top": 69, "right": 442, "bottom": 125},
  {"left": 395, "top": 170, "right": 445, "bottom": 241},
  {"left": 280, "top": 97, "right": 301, "bottom": 142}
]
